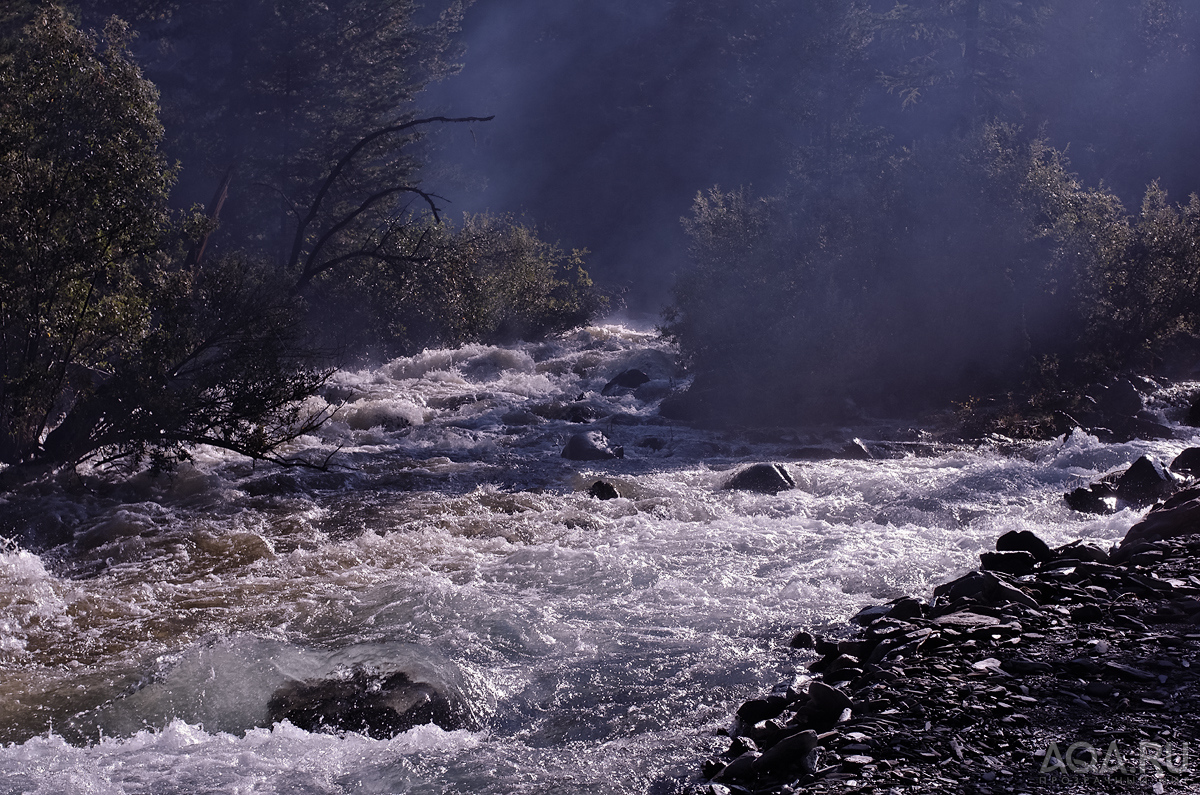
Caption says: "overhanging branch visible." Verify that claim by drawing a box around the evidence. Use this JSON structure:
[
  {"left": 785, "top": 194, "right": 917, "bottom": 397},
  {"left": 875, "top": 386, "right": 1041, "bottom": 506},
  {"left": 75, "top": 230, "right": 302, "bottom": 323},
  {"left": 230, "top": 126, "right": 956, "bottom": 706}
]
[{"left": 286, "top": 114, "right": 493, "bottom": 279}]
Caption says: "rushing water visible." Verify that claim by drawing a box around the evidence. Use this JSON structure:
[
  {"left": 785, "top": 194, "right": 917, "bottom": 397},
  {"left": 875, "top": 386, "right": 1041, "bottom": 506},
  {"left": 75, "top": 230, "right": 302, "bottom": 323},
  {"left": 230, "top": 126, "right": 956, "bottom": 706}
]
[{"left": 0, "top": 325, "right": 1189, "bottom": 794}]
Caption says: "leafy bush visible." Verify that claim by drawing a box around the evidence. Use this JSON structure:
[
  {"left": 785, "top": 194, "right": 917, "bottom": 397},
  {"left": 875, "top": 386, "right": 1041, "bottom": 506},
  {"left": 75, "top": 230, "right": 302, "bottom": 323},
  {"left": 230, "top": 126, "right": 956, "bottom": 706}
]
[{"left": 309, "top": 213, "right": 606, "bottom": 359}]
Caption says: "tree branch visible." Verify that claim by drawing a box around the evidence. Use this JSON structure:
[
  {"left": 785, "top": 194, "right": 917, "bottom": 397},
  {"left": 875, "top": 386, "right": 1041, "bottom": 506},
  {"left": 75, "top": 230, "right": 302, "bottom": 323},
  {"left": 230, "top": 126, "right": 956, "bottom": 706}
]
[
  {"left": 286, "top": 114, "right": 493, "bottom": 276},
  {"left": 292, "top": 184, "right": 444, "bottom": 294}
]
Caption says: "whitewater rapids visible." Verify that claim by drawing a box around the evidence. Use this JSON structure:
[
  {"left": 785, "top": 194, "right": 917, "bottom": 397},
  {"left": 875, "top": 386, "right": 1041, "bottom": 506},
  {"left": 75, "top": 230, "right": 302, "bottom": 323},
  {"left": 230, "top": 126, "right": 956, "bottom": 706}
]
[{"left": 0, "top": 325, "right": 1184, "bottom": 794}]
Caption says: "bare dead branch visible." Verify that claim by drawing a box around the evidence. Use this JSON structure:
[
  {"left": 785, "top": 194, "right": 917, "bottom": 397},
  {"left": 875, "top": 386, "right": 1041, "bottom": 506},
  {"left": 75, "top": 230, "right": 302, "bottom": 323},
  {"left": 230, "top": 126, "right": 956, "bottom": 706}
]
[{"left": 286, "top": 115, "right": 493, "bottom": 276}]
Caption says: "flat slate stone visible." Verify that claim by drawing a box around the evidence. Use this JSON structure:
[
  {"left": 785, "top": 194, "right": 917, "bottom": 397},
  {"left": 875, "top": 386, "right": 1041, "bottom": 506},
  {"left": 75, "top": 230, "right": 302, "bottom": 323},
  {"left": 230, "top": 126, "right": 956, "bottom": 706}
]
[{"left": 934, "top": 611, "right": 1001, "bottom": 628}]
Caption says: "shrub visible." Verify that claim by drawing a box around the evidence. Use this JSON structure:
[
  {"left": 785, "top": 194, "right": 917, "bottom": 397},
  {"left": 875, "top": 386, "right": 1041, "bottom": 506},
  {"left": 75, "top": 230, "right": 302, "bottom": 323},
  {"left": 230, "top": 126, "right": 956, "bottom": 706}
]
[{"left": 309, "top": 213, "right": 606, "bottom": 360}]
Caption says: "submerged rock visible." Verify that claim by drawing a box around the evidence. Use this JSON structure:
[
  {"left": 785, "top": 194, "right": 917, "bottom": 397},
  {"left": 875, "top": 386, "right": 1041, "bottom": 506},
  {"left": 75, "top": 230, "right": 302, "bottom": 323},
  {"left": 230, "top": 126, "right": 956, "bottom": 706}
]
[
  {"left": 1064, "top": 483, "right": 1119, "bottom": 514},
  {"left": 562, "top": 432, "right": 623, "bottom": 461},
  {"left": 267, "top": 668, "right": 466, "bottom": 738},
  {"left": 601, "top": 368, "right": 651, "bottom": 396},
  {"left": 724, "top": 463, "right": 795, "bottom": 494},
  {"left": 588, "top": 480, "right": 619, "bottom": 500}
]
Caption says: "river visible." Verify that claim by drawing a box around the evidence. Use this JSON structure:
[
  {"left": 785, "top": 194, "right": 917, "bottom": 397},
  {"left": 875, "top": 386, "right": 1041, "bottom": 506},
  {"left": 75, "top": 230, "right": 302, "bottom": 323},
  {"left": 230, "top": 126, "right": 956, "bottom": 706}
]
[{"left": 0, "top": 324, "right": 1181, "bottom": 794}]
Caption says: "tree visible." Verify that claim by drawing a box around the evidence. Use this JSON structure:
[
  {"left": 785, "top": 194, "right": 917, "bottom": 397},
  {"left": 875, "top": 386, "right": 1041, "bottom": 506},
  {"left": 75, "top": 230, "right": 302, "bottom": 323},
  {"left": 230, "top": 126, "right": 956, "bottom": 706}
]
[
  {"left": 0, "top": 9, "right": 333, "bottom": 473},
  {"left": 41, "top": 255, "right": 334, "bottom": 470},
  {"left": 78, "top": 0, "right": 473, "bottom": 269},
  {"left": 0, "top": 8, "right": 170, "bottom": 463},
  {"left": 877, "top": 0, "right": 1053, "bottom": 133}
]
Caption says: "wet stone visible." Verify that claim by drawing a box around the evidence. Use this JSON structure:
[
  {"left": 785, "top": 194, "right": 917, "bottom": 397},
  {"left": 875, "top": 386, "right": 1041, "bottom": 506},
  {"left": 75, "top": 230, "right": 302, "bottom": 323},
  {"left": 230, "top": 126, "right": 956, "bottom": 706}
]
[
  {"left": 1103, "top": 662, "right": 1158, "bottom": 682},
  {"left": 737, "top": 696, "right": 789, "bottom": 724},
  {"left": 561, "top": 431, "right": 622, "bottom": 461},
  {"left": 789, "top": 630, "right": 815, "bottom": 649},
  {"left": 724, "top": 463, "right": 796, "bottom": 494},
  {"left": 980, "top": 550, "right": 1037, "bottom": 575},
  {"left": 1170, "top": 447, "right": 1200, "bottom": 476},
  {"left": 808, "top": 681, "right": 853, "bottom": 716},
  {"left": 588, "top": 480, "right": 619, "bottom": 500},
  {"left": 600, "top": 368, "right": 650, "bottom": 396},
  {"left": 995, "top": 530, "right": 1054, "bottom": 562},
  {"left": 266, "top": 668, "right": 466, "bottom": 739},
  {"left": 705, "top": 529, "right": 1200, "bottom": 794},
  {"left": 1070, "top": 603, "right": 1105, "bottom": 623}
]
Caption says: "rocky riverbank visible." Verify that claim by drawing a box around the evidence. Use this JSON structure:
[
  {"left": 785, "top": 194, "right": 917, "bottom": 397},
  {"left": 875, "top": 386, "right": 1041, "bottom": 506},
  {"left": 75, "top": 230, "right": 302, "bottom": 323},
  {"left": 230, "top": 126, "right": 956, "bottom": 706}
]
[{"left": 694, "top": 497, "right": 1200, "bottom": 794}]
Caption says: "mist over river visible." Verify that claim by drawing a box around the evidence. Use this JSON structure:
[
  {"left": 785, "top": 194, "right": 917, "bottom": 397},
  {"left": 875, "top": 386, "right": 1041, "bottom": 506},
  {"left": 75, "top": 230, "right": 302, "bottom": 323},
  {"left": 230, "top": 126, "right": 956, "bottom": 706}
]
[{"left": 0, "top": 325, "right": 1183, "bottom": 794}]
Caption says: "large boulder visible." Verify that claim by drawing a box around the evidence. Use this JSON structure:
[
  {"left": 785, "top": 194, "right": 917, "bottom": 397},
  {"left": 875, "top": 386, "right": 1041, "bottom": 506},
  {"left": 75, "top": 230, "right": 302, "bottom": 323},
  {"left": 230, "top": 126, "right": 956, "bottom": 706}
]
[
  {"left": 562, "top": 431, "right": 623, "bottom": 461},
  {"left": 1118, "top": 485, "right": 1200, "bottom": 550},
  {"left": 267, "top": 668, "right": 467, "bottom": 738},
  {"left": 724, "top": 463, "right": 795, "bottom": 494},
  {"left": 994, "top": 529, "right": 1053, "bottom": 562},
  {"left": 1170, "top": 447, "right": 1200, "bottom": 477},
  {"left": 1187, "top": 395, "right": 1200, "bottom": 427},
  {"left": 1086, "top": 378, "right": 1143, "bottom": 418},
  {"left": 1113, "top": 455, "right": 1182, "bottom": 505},
  {"left": 1065, "top": 455, "right": 1184, "bottom": 514}
]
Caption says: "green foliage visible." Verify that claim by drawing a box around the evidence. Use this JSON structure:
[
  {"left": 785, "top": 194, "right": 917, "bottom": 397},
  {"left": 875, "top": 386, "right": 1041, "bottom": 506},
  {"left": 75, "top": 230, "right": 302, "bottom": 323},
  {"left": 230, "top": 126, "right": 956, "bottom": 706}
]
[
  {"left": 310, "top": 213, "right": 606, "bottom": 358},
  {"left": 0, "top": 1, "right": 39, "bottom": 48},
  {"left": 669, "top": 120, "right": 1200, "bottom": 422},
  {"left": 0, "top": 8, "right": 170, "bottom": 463},
  {"left": 879, "top": 0, "right": 1053, "bottom": 124},
  {"left": 0, "top": 10, "right": 332, "bottom": 471},
  {"left": 44, "top": 255, "right": 332, "bottom": 469}
]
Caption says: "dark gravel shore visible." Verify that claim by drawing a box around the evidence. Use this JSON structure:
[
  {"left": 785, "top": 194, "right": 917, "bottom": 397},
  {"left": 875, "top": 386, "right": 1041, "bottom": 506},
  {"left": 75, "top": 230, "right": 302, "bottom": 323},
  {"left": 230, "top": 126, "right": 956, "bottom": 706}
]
[{"left": 694, "top": 499, "right": 1200, "bottom": 794}]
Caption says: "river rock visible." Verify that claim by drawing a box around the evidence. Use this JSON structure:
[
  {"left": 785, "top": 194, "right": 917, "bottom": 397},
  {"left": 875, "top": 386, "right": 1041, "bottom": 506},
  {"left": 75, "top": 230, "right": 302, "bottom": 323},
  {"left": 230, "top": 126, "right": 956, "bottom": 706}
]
[
  {"left": 601, "top": 369, "right": 651, "bottom": 396},
  {"left": 1053, "top": 539, "right": 1110, "bottom": 563},
  {"left": 708, "top": 523, "right": 1200, "bottom": 794},
  {"left": 266, "top": 668, "right": 465, "bottom": 738},
  {"left": 588, "top": 480, "right": 619, "bottom": 500},
  {"left": 1066, "top": 455, "right": 1184, "bottom": 515},
  {"left": 1087, "top": 378, "right": 1143, "bottom": 417},
  {"left": 1065, "top": 482, "right": 1119, "bottom": 514},
  {"left": 710, "top": 751, "right": 760, "bottom": 784},
  {"left": 751, "top": 729, "right": 820, "bottom": 775},
  {"left": 808, "top": 681, "right": 852, "bottom": 717},
  {"left": 562, "top": 432, "right": 623, "bottom": 461},
  {"left": 1113, "top": 455, "right": 1181, "bottom": 505},
  {"left": 1170, "top": 447, "right": 1200, "bottom": 476},
  {"left": 724, "top": 463, "right": 795, "bottom": 494},
  {"left": 995, "top": 529, "right": 1053, "bottom": 562},
  {"left": 980, "top": 550, "right": 1036, "bottom": 575},
  {"left": 1118, "top": 485, "right": 1200, "bottom": 549}
]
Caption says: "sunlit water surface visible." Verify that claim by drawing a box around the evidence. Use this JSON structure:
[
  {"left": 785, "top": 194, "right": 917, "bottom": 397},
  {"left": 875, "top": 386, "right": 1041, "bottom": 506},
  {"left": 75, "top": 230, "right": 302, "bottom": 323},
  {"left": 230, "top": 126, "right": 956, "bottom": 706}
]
[{"left": 0, "top": 325, "right": 1189, "bottom": 794}]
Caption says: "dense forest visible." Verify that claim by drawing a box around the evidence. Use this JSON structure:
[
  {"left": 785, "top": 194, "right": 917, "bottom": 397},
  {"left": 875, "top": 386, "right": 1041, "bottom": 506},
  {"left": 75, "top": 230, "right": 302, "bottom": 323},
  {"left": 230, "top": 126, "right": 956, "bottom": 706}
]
[
  {"left": 0, "top": 1, "right": 601, "bottom": 473},
  {"left": 3, "top": 0, "right": 1200, "bottom": 474},
  {"left": 656, "top": 0, "right": 1200, "bottom": 427}
]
